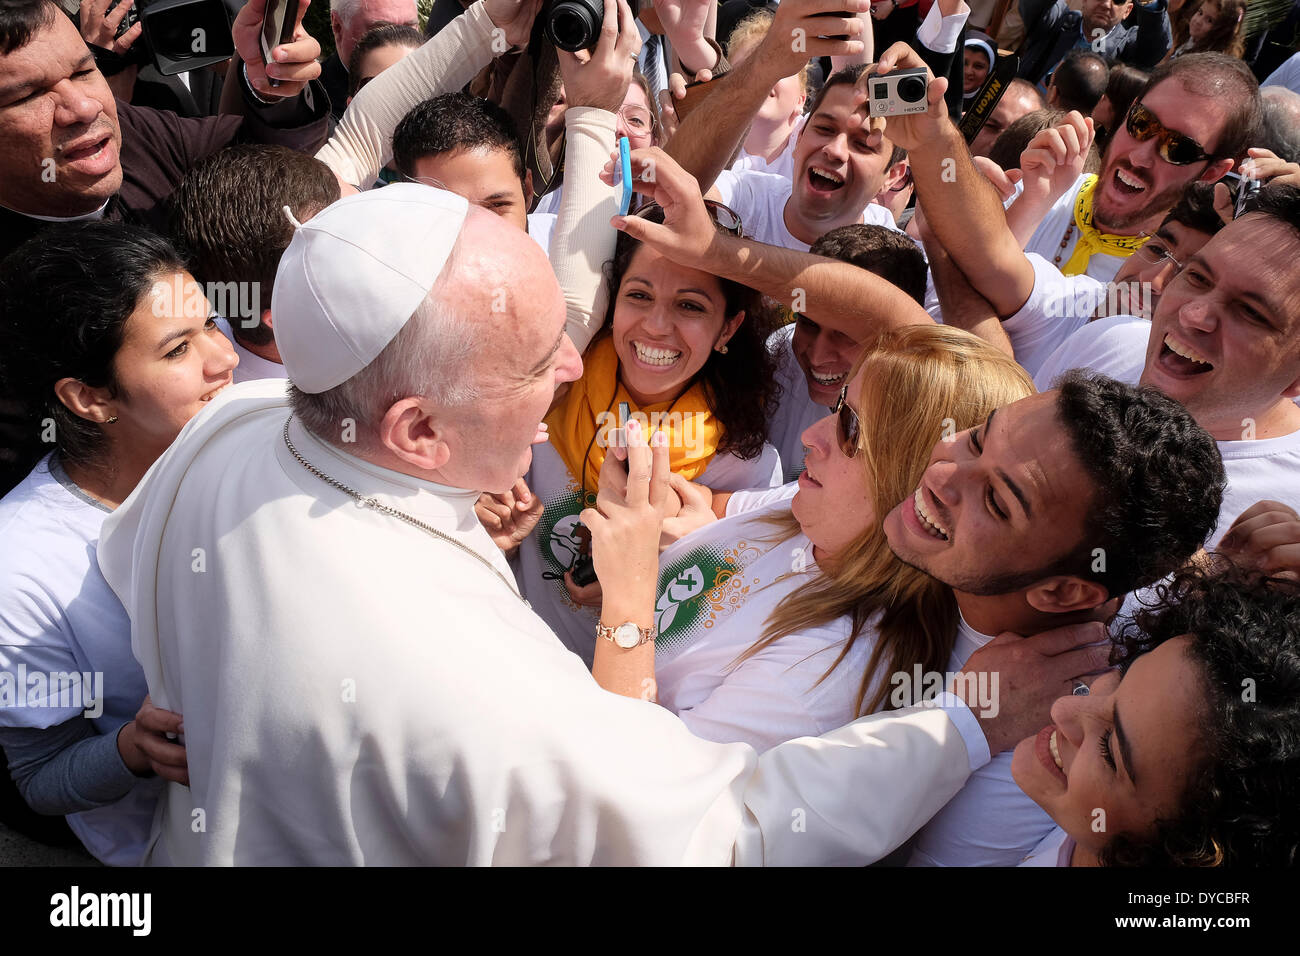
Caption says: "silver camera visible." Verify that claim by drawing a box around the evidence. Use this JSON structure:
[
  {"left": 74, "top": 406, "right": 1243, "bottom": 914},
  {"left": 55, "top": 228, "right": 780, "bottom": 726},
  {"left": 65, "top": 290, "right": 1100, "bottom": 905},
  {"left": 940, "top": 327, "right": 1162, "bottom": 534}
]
[{"left": 867, "top": 68, "right": 930, "bottom": 118}]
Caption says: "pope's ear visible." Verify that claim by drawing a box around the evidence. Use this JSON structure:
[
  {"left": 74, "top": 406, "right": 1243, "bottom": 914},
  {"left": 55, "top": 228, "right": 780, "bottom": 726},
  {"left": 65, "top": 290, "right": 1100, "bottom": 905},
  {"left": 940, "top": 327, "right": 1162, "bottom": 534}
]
[{"left": 377, "top": 397, "right": 451, "bottom": 472}]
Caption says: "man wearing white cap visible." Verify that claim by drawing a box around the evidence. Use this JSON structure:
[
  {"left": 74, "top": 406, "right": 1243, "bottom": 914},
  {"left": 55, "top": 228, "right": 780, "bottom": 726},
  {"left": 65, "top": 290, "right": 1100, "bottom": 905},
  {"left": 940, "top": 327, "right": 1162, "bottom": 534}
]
[{"left": 97, "top": 183, "right": 1104, "bottom": 866}]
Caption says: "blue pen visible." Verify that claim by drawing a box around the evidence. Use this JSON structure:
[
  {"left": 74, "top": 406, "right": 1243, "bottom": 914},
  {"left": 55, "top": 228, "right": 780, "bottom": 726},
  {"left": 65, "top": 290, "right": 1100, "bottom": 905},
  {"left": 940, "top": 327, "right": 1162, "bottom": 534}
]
[{"left": 618, "top": 136, "right": 633, "bottom": 216}]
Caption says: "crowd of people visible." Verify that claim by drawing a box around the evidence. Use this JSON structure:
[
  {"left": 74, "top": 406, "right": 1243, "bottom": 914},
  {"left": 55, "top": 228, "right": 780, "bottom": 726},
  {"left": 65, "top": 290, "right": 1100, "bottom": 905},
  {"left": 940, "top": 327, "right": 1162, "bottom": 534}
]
[{"left": 0, "top": 0, "right": 1297, "bottom": 867}]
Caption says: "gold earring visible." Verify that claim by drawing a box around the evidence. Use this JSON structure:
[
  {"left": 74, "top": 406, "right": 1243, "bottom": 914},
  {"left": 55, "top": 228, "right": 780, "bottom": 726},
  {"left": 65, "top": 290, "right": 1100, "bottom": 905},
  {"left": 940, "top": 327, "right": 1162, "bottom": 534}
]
[
  {"left": 104, "top": 416, "right": 118, "bottom": 424},
  {"left": 716, "top": 344, "right": 728, "bottom": 355}
]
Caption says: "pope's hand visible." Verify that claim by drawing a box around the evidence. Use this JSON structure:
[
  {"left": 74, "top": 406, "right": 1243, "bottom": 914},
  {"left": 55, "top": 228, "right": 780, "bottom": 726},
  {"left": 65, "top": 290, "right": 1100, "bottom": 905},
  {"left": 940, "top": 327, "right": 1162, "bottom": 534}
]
[
  {"left": 958, "top": 621, "right": 1113, "bottom": 755},
  {"left": 580, "top": 419, "right": 670, "bottom": 613},
  {"left": 476, "top": 478, "right": 544, "bottom": 558},
  {"left": 118, "top": 695, "right": 189, "bottom": 785},
  {"left": 234, "top": 0, "right": 322, "bottom": 100}
]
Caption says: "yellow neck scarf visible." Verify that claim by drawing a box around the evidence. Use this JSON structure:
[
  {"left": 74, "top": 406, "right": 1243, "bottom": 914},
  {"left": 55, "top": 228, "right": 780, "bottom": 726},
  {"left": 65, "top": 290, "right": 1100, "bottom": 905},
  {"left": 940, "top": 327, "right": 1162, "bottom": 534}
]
[
  {"left": 1060, "top": 175, "right": 1150, "bottom": 276},
  {"left": 545, "top": 337, "right": 723, "bottom": 503}
]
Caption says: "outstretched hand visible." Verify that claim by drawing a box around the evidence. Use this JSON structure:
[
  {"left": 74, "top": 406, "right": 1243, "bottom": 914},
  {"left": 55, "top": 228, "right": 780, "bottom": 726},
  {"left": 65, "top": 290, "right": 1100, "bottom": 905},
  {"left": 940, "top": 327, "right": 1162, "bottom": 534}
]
[
  {"left": 1019, "top": 111, "right": 1095, "bottom": 209},
  {"left": 233, "top": 0, "right": 322, "bottom": 100},
  {"left": 603, "top": 146, "right": 722, "bottom": 265},
  {"left": 556, "top": 0, "right": 641, "bottom": 112}
]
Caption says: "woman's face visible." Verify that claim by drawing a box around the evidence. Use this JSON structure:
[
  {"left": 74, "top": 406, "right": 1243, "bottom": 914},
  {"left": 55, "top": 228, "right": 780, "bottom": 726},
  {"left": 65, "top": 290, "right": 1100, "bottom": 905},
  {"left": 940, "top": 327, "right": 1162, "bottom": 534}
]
[
  {"left": 108, "top": 271, "right": 238, "bottom": 457},
  {"left": 964, "top": 49, "right": 990, "bottom": 95},
  {"left": 611, "top": 246, "right": 741, "bottom": 407},
  {"left": 1189, "top": 1, "right": 1218, "bottom": 41},
  {"left": 1011, "top": 636, "right": 1206, "bottom": 861},
  {"left": 791, "top": 364, "right": 877, "bottom": 565},
  {"left": 617, "top": 83, "right": 656, "bottom": 150}
]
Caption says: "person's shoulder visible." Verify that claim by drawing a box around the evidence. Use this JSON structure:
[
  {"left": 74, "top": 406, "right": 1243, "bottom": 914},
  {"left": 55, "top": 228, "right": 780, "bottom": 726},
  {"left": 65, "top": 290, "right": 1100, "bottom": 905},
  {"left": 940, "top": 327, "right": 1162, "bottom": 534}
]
[{"left": 1033, "top": 315, "right": 1150, "bottom": 391}]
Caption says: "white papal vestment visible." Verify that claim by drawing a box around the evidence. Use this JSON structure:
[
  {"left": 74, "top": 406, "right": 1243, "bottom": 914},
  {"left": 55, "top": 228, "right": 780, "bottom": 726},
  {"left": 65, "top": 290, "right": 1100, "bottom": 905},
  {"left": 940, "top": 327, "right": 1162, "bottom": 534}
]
[{"left": 98, "top": 381, "right": 987, "bottom": 865}]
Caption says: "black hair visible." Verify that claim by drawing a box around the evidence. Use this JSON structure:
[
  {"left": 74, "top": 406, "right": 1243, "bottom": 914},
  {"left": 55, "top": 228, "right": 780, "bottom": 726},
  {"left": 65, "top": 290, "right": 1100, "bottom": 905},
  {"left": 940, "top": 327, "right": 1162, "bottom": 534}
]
[
  {"left": 1141, "top": 52, "right": 1261, "bottom": 161},
  {"left": 0, "top": 222, "right": 186, "bottom": 471},
  {"left": 809, "top": 224, "right": 927, "bottom": 305},
  {"left": 392, "top": 92, "right": 526, "bottom": 183},
  {"left": 803, "top": 62, "right": 867, "bottom": 119},
  {"left": 1160, "top": 180, "right": 1227, "bottom": 235},
  {"left": 169, "top": 144, "right": 339, "bottom": 345},
  {"left": 1103, "top": 563, "right": 1300, "bottom": 866},
  {"left": 1049, "top": 371, "right": 1226, "bottom": 598},
  {"left": 0, "top": 0, "right": 54, "bottom": 54},
  {"left": 603, "top": 208, "right": 779, "bottom": 460},
  {"left": 1248, "top": 181, "right": 1300, "bottom": 237},
  {"left": 346, "top": 21, "right": 423, "bottom": 99},
  {"left": 1050, "top": 49, "right": 1108, "bottom": 115}
]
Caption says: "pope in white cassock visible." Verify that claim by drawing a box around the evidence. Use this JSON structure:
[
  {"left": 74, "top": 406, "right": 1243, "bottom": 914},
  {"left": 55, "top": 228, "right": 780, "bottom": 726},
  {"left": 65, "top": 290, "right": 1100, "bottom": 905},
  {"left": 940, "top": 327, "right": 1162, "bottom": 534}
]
[{"left": 98, "top": 184, "right": 1086, "bottom": 865}]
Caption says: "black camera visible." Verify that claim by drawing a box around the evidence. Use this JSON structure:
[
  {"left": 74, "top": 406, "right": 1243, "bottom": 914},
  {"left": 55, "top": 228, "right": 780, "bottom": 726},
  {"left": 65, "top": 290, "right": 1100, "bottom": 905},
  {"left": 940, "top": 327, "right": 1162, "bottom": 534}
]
[
  {"left": 545, "top": 0, "right": 640, "bottom": 53},
  {"left": 60, "top": 0, "right": 235, "bottom": 76}
]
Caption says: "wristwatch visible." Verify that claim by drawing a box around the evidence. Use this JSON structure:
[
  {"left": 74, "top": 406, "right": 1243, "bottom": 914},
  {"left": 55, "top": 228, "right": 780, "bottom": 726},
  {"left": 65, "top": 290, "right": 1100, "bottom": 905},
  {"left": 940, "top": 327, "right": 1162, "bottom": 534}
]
[{"left": 596, "top": 620, "right": 657, "bottom": 649}]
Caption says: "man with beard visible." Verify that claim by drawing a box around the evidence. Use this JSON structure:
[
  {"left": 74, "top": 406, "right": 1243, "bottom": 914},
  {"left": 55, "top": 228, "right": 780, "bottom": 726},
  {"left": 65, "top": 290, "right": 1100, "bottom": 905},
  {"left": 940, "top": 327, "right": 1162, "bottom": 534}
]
[{"left": 1018, "top": 53, "right": 1259, "bottom": 282}]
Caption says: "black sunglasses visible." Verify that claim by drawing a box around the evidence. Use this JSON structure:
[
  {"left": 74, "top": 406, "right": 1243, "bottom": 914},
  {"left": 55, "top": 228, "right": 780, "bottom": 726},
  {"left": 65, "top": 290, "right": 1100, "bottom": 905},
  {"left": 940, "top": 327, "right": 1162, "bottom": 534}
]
[
  {"left": 833, "top": 384, "right": 862, "bottom": 459},
  {"left": 1125, "top": 102, "right": 1211, "bottom": 166},
  {"left": 631, "top": 198, "right": 744, "bottom": 236}
]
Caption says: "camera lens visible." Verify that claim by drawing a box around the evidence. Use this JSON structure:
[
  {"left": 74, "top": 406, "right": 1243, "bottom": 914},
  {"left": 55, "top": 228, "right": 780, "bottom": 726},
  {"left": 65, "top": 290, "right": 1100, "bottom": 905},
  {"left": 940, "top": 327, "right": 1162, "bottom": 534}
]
[
  {"left": 546, "top": 0, "right": 599, "bottom": 52},
  {"left": 897, "top": 75, "right": 926, "bottom": 103}
]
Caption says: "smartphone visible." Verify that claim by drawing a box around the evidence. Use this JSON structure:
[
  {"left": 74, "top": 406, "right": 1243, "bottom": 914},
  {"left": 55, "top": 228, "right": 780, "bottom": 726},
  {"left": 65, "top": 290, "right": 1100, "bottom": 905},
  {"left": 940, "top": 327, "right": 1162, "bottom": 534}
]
[
  {"left": 674, "top": 75, "right": 720, "bottom": 122},
  {"left": 617, "top": 137, "right": 633, "bottom": 217},
  {"left": 260, "top": 0, "right": 300, "bottom": 87},
  {"left": 1221, "top": 171, "right": 1260, "bottom": 220}
]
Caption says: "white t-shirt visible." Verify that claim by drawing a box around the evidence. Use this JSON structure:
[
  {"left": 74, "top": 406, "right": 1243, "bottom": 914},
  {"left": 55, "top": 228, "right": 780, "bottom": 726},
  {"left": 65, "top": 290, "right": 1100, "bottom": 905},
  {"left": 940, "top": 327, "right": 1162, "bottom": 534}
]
[
  {"left": 1021, "top": 176, "right": 1129, "bottom": 285},
  {"left": 731, "top": 115, "right": 806, "bottom": 183},
  {"left": 765, "top": 325, "right": 830, "bottom": 482},
  {"left": 527, "top": 211, "right": 556, "bottom": 253},
  {"left": 712, "top": 169, "right": 898, "bottom": 252},
  {"left": 654, "top": 493, "right": 881, "bottom": 753},
  {"left": 0, "top": 455, "right": 161, "bottom": 866},
  {"left": 516, "top": 437, "right": 782, "bottom": 667},
  {"left": 1033, "top": 316, "right": 1300, "bottom": 541},
  {"left": 215, "top": 316, "right": 287, "bottom": 384},
  {"left": 726, "top": 478, "right": 799, "bottom": 516},
  {"left": 1019, "top": 826, "right": 1072, "bottom": 866},
  {"left": 1002, "top": 253, "right": 1109, "bottom": 378},
  {"left": 908, "top": 614, "right": 1059, "bottom": 866}
]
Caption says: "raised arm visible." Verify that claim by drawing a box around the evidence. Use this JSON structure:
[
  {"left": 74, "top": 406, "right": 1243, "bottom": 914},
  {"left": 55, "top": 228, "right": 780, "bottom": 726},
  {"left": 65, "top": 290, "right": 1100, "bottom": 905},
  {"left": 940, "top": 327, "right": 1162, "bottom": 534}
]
[
  {"left": 666, "top": 0, "right": 870, "bottom": 192},
  {"left": 314, "top": 0, "right": 538, "bottom": 186}
]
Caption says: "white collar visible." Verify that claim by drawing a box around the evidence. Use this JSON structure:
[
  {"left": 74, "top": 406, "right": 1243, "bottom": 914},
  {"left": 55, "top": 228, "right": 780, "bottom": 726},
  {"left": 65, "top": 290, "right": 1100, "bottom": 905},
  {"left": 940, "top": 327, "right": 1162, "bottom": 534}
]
[{"left": 3, "top": 198, "right": 109, "bottom": 223}]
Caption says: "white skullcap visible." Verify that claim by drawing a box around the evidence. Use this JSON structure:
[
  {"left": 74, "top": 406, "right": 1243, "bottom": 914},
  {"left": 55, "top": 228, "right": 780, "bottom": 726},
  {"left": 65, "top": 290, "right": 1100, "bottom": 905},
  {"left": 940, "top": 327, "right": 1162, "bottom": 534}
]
[{"left": 272, "top": 183, "right": 470, "bottom": 394}]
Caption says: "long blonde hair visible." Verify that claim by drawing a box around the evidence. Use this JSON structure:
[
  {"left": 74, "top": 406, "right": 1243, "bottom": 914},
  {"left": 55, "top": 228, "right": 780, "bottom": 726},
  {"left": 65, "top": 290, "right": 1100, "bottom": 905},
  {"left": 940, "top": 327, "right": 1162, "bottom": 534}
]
[{"left": 741, "top": 325, "right": 1035, "bottom": 716}]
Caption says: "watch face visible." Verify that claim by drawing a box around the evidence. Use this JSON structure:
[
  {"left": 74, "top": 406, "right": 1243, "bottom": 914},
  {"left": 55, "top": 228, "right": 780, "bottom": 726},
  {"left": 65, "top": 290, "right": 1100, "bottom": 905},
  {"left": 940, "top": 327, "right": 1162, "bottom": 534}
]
[{"left": 614, "top": 623, "right": 642, "bottom": 649}]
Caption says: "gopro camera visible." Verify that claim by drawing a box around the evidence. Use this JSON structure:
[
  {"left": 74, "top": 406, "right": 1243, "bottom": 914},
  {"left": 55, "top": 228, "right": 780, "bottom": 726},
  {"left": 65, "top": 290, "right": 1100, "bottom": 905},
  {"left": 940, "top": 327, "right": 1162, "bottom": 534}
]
[{"left": 867, "top": 67, "right": 929, "bottom": 118}]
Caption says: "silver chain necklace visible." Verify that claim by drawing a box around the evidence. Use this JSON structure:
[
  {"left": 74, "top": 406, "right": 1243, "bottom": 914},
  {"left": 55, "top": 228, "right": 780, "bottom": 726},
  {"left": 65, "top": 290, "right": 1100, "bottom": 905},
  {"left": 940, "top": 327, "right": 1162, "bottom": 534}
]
[{"left": 282, "top": 417, "right": 530, "bottom": 608}]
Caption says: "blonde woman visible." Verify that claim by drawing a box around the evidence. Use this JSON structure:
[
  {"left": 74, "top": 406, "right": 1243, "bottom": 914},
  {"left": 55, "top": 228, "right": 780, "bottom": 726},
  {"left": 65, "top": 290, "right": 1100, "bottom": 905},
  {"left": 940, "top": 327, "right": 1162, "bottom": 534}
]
[{"left": 593, "top": 324, "right": 1035, "bottom": 752}]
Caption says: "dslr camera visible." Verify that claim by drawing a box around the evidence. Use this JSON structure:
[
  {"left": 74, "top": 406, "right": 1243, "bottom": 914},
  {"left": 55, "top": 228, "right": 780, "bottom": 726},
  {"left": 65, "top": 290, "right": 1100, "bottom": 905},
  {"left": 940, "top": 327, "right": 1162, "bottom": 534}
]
[
  {"left": 866, "top": 67, "right": 929, "bottom": 118},
  {"left": 545, "top": 0, "right": 640, "bottom": 53},
  {"left": 59, "top": 0, "right": 235, "bottom": 76}
]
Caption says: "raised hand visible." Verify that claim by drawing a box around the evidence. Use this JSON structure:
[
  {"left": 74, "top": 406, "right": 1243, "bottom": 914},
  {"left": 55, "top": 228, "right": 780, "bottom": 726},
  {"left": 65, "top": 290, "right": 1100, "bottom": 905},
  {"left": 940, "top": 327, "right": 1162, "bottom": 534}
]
[
  {"left": 1219, "top": 499, "right": 1300, "bottom": 580},
  {"left": 855, "top": 42, "right": 948, "bottom": 151},
  {"left": 556, "top": 0, "right": 641, "bottom": 111},
  {"left": 754, "top": 0, "right": 870, "bottom": 85},
  {"left": 79, "top": 0, "right": 143, "bottom": 54},
  {"left": 484, "top": 0, "right": 546, "bottom": 50},
  {"left": 603, "top": 146, "right": 721, "bottom": 265},
  {"left": 233, "top": 0, "right": 322, "bottom": 100},
  {"left": 1018, "top": 111, "right": 1095, "bottom": 210}
]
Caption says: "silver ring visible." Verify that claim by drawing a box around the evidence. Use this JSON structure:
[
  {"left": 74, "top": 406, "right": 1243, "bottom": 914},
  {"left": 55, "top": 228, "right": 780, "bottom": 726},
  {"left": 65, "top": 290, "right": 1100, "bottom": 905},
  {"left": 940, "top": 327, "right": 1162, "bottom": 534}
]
[{"left": 1072, "top": 681, "right": 1090, "bottom": 696}]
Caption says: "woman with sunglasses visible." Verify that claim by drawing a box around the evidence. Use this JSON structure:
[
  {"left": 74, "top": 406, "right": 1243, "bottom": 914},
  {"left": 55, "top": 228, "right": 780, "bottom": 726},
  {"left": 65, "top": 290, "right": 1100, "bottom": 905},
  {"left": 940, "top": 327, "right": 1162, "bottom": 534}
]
[
  {"left": 1016, "top": 562, "right": 1300, "bottom": 867},
  {"left": 0, "top": 223, "right": 234, "bottom": 864},
  {"left": 498, "top": 200, "right": 784, "bottom": 667},
  {"left": 587, "top": 325, "right": 1034, "bottom": 752}
]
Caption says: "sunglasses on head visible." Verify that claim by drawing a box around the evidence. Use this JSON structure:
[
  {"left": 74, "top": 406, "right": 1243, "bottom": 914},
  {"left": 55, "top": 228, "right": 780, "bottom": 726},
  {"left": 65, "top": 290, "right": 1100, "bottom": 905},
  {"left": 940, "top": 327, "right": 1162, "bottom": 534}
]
[
  {"left": 1125, "top": 102, "right": 1211, "bottom": 166},
  {"left": 833, "top": 384, "right": 862, "bottom": 459},
  {"left": 631, "top": 199, "right": 744, "bottom": 237}
]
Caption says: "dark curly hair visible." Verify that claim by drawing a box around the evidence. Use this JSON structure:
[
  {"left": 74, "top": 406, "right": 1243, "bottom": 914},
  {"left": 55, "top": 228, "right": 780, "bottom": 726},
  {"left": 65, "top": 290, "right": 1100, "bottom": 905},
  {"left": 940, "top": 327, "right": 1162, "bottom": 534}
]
[
  {"left": 1102, "top": 563, "right": 1300, "bottom": 866},
  {"left": 603, "top": 209, "right": 779, "bottom": 460},
  {"left": 1046, "top": 371, "right": 1226, "bottom": 598},
  {"left": 0, "top": 221, "right": 186, "bottom": 473}
]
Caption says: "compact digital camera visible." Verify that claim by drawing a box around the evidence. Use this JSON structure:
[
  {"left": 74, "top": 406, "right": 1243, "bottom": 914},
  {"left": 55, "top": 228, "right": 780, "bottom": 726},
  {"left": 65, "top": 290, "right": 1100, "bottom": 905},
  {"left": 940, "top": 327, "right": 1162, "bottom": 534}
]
[{"left": 866, "top": 67, "right": 929, "bottom": 118}]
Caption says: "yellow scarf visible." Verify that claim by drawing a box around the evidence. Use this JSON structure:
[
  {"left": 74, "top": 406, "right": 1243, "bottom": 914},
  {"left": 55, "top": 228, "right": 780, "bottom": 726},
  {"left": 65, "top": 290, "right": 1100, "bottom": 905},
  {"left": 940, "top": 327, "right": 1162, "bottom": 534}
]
[
  {"left": 1060, "top": 175, "right": 1150, "bottom": 276},
  {"left": 545, "top": 337, "right": 723, "bottom": 502}
]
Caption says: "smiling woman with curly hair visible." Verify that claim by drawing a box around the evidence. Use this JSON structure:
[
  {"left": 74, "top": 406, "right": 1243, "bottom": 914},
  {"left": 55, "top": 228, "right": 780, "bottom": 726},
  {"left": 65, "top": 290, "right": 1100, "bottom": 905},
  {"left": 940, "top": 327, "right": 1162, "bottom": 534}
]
[{"left": 1013, "top": 563, "right": 1300, "bottom": 867}]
